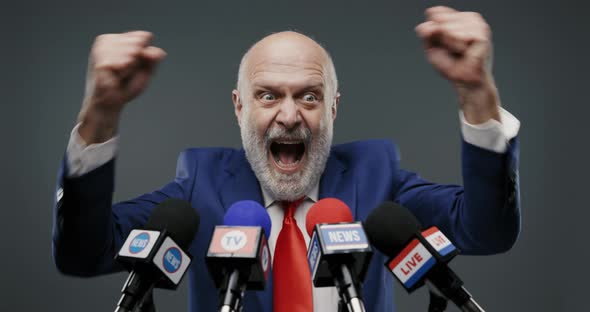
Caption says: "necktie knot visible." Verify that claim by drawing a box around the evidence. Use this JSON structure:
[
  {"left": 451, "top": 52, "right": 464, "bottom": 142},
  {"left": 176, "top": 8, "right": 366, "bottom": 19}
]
[{"left": 281, "top": 197, "right": 305, "bottom": 219}]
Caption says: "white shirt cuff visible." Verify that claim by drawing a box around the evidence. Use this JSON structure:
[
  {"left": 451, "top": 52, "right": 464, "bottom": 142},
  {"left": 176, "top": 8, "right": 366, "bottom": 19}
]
[
  {"left": 66, "top": 123, "right": 118, "bottom": 177},
  {"left": 459, "top": 107, "right": 520, "bottom": 153}
]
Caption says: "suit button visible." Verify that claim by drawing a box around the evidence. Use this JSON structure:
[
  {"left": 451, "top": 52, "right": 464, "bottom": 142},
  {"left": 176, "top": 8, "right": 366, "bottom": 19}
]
[
  {"left": 56, "top": 187, "right": 64, "bottom": 203},
  {"left": 507, "top": 171, "right": 518, "bottom": 204}
]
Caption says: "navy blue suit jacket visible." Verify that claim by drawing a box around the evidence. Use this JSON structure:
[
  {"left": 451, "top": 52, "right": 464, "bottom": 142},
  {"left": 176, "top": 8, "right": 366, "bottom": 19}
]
[{"left": 52, "top": 139, "right": 520, "bottom": 312}]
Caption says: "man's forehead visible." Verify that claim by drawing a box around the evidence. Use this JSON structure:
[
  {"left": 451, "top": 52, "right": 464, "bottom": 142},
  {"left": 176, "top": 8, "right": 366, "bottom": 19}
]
[
  {"left": 249, "top": 59, "right": 325, "bottom": 83},
  {"left": 244, "top": 32, "right": 330, "bottom": 73}
]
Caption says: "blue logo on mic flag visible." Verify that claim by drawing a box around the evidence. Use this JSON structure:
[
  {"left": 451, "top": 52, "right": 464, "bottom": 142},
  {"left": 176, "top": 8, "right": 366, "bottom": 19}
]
[
  {"left": 129, "top": 232, "right": 150, "bottom": 254},
  {"left": 163, "top": 247, "right": 182, "bottom": 273}
]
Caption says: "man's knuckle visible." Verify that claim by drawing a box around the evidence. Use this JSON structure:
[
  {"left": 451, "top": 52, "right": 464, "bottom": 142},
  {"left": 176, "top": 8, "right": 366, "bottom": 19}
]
[
  {"left": 440, "top": 24, "right": 455, "bottom": 35},
  {"left": 465, "top": 12, "right": 483, "bottom": 20},
  {"left": 94, "top": 61, "right": 114, "bottom": 71},
  {"left": 483, "top": 25, "right": 492, "bottom": 38},
  {"left": 127, "top": 46, "right": 143, "bottom": 57},
  {"left": 125, "top": 35, "right": 142, "bottom": 43},
  {"left": 95, "top": 34, "right": 107, "bottom": 42},
  {"left": 118, "top": 57, "right": 134, "bottom": 67},
  {"left": 95, "top": 33, "right": 117, "bottom": 44}
]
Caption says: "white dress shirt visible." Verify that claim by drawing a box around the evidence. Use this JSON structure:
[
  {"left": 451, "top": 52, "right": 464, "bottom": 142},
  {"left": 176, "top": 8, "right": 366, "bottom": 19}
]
[{"left": 63, "top": 108, "right": 520, "bottom": 311}]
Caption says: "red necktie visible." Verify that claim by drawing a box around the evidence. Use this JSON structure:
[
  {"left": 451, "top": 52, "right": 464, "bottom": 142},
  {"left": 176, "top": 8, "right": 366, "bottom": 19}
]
[{"left": 273, "top": 198, "right": 313, "bottom": 312}]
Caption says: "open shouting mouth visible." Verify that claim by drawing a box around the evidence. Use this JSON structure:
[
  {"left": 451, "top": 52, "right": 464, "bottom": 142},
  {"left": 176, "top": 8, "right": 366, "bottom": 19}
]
[{"left": 269, "top": 140, "right": 306, "bottom": 174}]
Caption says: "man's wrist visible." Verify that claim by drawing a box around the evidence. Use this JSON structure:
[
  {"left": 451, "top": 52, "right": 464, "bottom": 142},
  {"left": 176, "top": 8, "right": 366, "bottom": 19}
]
[
  {"left": 77, "top": 102, "right": 121, "bottom": 144},
  {"left": 456, "top": 75, "right": 501, "bottom": 124}
]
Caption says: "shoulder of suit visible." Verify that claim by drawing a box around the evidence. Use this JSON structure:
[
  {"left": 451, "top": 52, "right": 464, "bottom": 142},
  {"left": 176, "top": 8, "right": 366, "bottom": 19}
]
[
  {"left": 176, "top": 147, "right": 244, "bottom": 165},
  {"left": 169, "top": 147, "right": 241, "bottom": 172},
  {"left": 328, "top": 139, "right": 402, "bottom": 172},
  {"left": 332, "top": 139, "right": 400, "bottom": 158}
]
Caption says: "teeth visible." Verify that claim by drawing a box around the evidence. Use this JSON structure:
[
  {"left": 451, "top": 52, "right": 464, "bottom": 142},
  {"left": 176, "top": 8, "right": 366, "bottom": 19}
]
[
  {"left": 276, "top": 141, "right": 302, "bottom": 144},
  {"left": 277, "top": 158, "right": 301, "bottom": 167}
]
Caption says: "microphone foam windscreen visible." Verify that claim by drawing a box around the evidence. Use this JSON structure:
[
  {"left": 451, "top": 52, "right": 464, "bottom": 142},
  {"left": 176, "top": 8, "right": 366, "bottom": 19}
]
[
  {"left": 306, "top": 198, "right": 354, "bottom": 236},
  {"left": 223, "top": 200, "right": 272, "bottom": 238},
  {"left": 144, "top": 198, "right": 200, "bottom": 250},
  {"left": 363, "top": 201, "right": 422, "bottom": 257}
]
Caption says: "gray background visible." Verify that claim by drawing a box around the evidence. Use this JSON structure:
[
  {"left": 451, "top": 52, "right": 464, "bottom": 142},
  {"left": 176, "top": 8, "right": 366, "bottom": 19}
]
[{"left": 2, "top": 0, "right": 588, "bottom": 311}]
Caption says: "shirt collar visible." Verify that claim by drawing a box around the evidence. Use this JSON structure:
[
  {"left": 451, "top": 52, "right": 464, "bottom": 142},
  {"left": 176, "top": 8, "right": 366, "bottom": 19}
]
[{"left": 260, "top": 182, "right": 319, "bottom": 208}]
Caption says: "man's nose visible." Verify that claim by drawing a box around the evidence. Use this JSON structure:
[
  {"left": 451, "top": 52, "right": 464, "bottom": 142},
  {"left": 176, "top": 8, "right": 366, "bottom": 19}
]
[{"left": 275, "top": 97, "right": 301, "bottom": 129}]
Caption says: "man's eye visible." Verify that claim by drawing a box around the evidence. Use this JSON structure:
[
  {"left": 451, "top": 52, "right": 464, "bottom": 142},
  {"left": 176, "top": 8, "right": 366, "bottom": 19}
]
[
  {"left": 302, "top": 94, "right": 317, "bottom": 102},
  {"left": 261, "top": 93, "right": 276, "bottom": 101}
]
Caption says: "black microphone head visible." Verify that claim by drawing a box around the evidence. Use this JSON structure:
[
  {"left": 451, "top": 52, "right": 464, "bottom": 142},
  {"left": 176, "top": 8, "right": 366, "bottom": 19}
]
[
  {"left": 363, "top": 201, "right": 422, "bottom": 257},
  {"left": 144, "top": 198, "right": 200, "bottom": 250}
]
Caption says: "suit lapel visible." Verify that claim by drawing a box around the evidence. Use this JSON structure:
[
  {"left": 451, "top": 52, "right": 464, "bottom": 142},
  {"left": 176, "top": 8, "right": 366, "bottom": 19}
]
[
  {"left": 219, "top": 150, "right": 264, "bottom": 211},
  {"left": 319, "top": 152, "right": 357, "bottom": 219}
]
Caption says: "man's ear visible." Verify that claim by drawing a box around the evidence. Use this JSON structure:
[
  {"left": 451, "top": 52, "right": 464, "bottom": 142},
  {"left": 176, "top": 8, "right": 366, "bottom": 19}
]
[
  {"left": 232, "top": 89, "right": 242, "bottom": 126},
  {"left": 332, "top": 92, "right": 340, "bottom": 121}
]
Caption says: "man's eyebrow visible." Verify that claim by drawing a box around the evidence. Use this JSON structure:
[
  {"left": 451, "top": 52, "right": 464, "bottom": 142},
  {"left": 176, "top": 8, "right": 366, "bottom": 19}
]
[{"left": 251, "top": 80, "right": 325, "bottom": 89}]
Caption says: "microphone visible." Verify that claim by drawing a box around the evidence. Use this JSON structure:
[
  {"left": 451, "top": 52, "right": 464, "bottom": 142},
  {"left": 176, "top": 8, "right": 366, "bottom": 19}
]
[
  {"left": 206, "top": 200, "right": 272, "bottom": 312},
  {"left": 306, "top": 198, "right": 373, "bottom": 312},
  {"left": 114, "top": 198, "right": 200, "bottom": 312},
  {"left": 363, "top": 201, "right": 485, "bottom": 312}
]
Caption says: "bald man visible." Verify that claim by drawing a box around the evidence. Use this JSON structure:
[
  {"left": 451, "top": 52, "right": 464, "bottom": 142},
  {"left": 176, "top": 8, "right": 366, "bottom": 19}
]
[{"left": 53, "top": 6, "right": 521, "bottom": 312}]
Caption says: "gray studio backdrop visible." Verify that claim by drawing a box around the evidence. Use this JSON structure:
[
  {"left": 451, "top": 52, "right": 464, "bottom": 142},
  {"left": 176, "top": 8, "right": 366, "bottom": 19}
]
[{"left": 2, "top": 0, "right": 588, "bottom": 311}]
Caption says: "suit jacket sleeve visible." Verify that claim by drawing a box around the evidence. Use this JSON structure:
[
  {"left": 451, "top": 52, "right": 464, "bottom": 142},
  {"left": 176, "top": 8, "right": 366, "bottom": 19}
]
[
  {"left": 394, "top": 138, "right": 521, "bottom": 255},
  {"left": 52, "top": 150, "right": 197, "bottom": 276}
]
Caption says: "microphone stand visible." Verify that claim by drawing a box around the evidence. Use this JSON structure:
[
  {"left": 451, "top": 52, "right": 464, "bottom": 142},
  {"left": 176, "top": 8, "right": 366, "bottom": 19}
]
[
  {"left": 218, "top": 268, "right": 246, "bottom": 312},
  {"left": 115, "top": 271, "right": 154, "bottom": 312},
  {"left": 451, "top": 286, "right": 485, "bottom": 312},
  {"left": 332, "top": 264, "right": 366, "bottom": 312},
  {"left": 460, "top": 296, "right": 485, "bottom": 312},
  {"left": 428, "top": 289, "right": 448, "bottom": 312},
  {"left": 137, "top": 290, "right": 156, "bottom": 312},
  {"left": 426, "top": 277, "right": 485, "bottom": 312},
  {"left": 427, "top": 280, "right": 448, "bottom": 312}
]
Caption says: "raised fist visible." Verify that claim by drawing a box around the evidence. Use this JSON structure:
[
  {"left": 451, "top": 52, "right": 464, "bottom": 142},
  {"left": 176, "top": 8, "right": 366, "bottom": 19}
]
[
  {"left": 77, "top": 31, "right": 166, "bottom": 143},
  {"left": 416, "top": 6, "right": 501, "bottom": 124},
  {"left": 84, "top": 31, "right": 166, "bottom": 112},
  {"left": 415, "top": 6, "right": 493, "bottom": 87}
]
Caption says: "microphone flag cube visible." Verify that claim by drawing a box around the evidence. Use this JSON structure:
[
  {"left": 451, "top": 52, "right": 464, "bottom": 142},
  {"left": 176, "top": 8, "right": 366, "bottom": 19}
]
[
  {"left": 386, "top": 226, "right": 458, "bottom": 291},
  {"left": 118, "top": 229, "right": 162, "bottom": 260},
  {"left": 152, "top": 236, "right": 191, "bottom": 286},
  {"left": 307, "top": 222, "right": 373, "bottom": 287},
  {"left": 206, "top": 225, "right": 270, "bottom": 290},
  {"left": 422, "top": 227, "right": 457, "bottom": 258},
  {"left": 116, "top": 229, "right": 192, "bottom": 289}
]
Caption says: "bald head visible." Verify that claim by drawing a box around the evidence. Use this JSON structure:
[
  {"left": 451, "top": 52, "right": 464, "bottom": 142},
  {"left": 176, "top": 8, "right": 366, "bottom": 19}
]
[{"left": 236, "top": 31, "right": 338, "bottom": 106}]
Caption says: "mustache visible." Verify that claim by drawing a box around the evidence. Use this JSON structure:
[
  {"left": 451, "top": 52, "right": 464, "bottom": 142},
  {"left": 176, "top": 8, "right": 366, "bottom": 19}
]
[{"left": 264, "top": 126, "right": 312, "bottom": 146}]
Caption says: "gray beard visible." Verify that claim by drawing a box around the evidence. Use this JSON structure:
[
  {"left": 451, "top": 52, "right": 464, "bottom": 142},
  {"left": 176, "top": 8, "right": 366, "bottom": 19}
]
[{"left": 240, "top": 110, "right": 333, "bottom": 201}]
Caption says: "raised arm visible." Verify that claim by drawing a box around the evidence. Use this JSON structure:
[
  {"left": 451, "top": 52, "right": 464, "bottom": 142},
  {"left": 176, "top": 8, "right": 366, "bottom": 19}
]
[
  {"left": 395, "top": 7, "right": 521, "bottom": 254},
  {"left": 52, "top": 31, "right": 169, "bottom": 276}
]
